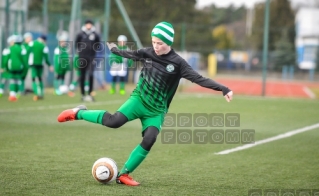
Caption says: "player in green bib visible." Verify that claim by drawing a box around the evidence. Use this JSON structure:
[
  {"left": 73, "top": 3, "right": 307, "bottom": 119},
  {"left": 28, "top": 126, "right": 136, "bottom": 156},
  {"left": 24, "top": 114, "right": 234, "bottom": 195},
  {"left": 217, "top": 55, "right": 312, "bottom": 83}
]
[
  {"left": 1, "top": 35, "right": 27, "bottom": 101},
  {"left": 53, "top": 32, "right": 70, "bottom": 95},
  {"left": 57, "top": 21, "right": 233, "bottom": 186},
  {"left": 27, "top": 35, "right": 53, "bottom": 101},
  {"left": 0, "top": 36, "right": 15, "bottom": 97},
  {"left": 109, "top": 35, "right": 133, "bottom": 95},
  {"left": 21, "top": 32, "right": 33, "bottom": 95}
]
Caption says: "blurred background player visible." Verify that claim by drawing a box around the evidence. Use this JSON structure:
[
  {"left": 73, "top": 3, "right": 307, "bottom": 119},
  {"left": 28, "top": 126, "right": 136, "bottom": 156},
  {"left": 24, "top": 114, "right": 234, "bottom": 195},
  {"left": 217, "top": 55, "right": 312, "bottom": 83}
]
[
  {"left": 21, "top": 32, "right": 33, "bottom": 95},
  {"left": 27, "top": 34, "right": 53, "bottom": 101},
  {"left": 0, "top": 36, "right": 16, "bottom": 97},
  {"left": 53, "top": 31, "right": 70, "bottom": 95},
  {"left": 75, "top": 19, "right": 100, "bottom": 102},
  {"left": 1, "top": 34, "right": 27, "bottom": 101},
  {"left": 109, "top": 35, "right": 133, "bottom": 95}
]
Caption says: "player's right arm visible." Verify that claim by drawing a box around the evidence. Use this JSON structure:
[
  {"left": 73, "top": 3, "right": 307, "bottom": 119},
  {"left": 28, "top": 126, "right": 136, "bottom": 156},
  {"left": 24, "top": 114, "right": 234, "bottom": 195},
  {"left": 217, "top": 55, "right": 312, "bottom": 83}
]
[
  {"left": 1, "top": 48, "right": 10, "bottom": 71},
  {"left": 106, "top": 42, "right": 144, "bottom": 60}
]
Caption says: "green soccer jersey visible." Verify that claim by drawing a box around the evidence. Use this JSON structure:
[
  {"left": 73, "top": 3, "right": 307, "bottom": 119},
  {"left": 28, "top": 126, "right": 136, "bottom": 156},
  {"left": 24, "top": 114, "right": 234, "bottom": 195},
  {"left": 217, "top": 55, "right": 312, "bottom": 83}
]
[
  {"left": 28, "top": 40, "right": 51, "bottom": 66},
  {"left": 54, "top": 45, "right": 70, "bottom": 74},
  {"left": 110, "top": 47, "right": 230, "bottom": 113},
  {"left": 2, "top": 44, "right": 27, "bottom": 72}
]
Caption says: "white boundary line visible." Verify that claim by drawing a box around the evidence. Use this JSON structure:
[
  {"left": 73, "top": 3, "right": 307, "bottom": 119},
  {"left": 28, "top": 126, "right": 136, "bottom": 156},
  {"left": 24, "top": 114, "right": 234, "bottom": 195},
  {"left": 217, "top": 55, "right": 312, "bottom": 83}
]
[
  {"left": 0, "top": 100, "right": 123, "bottom": 113},
  {"left": 215, "top": 123, "right": 319, "bottom": 155},
  {"left": 303, "top": 86, "right": 316, "bottom": 99}
]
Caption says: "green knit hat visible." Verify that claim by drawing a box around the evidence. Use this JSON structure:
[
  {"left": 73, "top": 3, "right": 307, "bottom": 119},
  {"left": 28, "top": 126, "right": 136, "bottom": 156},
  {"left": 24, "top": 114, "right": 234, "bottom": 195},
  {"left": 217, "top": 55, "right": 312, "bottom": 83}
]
[{"left": 151, "top": 21, "right": 174, "bottom": 46}]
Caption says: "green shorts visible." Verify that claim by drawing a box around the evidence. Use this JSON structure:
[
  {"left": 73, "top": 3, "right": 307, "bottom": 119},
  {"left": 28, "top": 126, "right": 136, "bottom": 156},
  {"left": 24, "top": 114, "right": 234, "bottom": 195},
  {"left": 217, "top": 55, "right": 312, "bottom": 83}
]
[
  {"left": 8, "top": 71, "right": 23, "bottom": 79},
  {"left": 31, "top": 65, "right": 43, "bottom": 78},
  {"left": 117, "top": 95, "right": 165, "bottom": 133},
  {"left": 0, "top": 71, "right": 10, "bottom": 79}
]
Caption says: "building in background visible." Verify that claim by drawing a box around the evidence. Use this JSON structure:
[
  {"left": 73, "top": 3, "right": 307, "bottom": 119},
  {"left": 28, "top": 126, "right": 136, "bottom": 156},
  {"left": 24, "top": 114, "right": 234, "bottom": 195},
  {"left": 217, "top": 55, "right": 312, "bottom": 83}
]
[{"left": 295, "top": 7, "right": 319, "bottom": 70}]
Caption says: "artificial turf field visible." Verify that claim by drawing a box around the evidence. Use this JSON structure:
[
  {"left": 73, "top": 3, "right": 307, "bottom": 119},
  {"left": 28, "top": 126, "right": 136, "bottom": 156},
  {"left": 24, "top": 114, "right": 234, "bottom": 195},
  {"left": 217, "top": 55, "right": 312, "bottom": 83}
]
[{"left": 0, "top": 90, "right": 318, "bottom": 195}]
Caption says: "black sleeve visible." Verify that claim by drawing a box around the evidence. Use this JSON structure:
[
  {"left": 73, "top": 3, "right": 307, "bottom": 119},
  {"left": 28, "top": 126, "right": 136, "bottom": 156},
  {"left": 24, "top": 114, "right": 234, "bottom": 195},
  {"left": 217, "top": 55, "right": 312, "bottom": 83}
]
[
  {"left": 180, "top": 60, "right": 231, "bottom": 96},
  {"left": 110, "top": 47, "right": 144, "bottom": 61}
]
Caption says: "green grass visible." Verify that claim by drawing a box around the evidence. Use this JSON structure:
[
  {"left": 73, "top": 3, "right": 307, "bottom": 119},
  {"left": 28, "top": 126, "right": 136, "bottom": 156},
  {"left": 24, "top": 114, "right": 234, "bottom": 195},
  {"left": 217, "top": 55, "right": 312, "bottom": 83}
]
[{"left": 1, "top": 91, "right": 319, "bottom": 195}]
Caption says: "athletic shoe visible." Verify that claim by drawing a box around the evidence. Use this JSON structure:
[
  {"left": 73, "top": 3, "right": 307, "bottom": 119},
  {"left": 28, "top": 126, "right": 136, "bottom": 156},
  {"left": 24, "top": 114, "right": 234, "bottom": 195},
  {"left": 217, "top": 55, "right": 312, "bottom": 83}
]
[
  {"left": 33, "top": 95, "right": 44, "bottom": 101},
  {"left": 119, "top": 89, "right": 126, "bottom": 95},
  {"left": 116, "top": 174, "right": 140, "bottom": 186},
  {"left": 57, "top": 105, "right": 87, "bottom": 122},
  {"left": 33, "top": 95, "right": 38, "bottom": 101},
  {"left": 109, "top": 88, "right": 115, "bottom": 95},
  {"left": 68, "top": 91, "right": 75, "bottom": 97},
  {"left": 8, "top": 96, "right": 17, "bottom": 102},
  {"left": 82, "top": 95, "right": 95, "bottom": 102}
]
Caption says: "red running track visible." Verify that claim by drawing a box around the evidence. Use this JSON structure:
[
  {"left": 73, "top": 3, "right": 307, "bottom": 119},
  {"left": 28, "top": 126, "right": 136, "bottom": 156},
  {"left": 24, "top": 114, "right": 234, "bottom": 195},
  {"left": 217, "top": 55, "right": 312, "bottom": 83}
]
[{"left": 184, "top": 77, "right": 319, "bottom": 99}]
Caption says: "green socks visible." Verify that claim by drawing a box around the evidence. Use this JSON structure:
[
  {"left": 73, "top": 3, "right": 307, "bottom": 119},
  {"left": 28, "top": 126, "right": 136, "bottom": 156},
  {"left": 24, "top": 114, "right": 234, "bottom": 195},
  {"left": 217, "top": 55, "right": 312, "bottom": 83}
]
[
  {"left": 120, "top": 82, "right": 125, "bottom": 90},
  {"left": 32, "top": 82, "right": 38, "bottom": 95},
  {"left": 39, "top": 82, "right": 44, "bottom": 96},
  {"left": 76, "top": 110, "right": 106, "bottom": 124},
  {"left": 119, "top": 144, "right": 149, "bottom": 175},
  {"left": 76, "top": 110, "right": 150, "bottom": 176},
  {"left": 20, "top": 80, "right": 25, "bottom": 93}
]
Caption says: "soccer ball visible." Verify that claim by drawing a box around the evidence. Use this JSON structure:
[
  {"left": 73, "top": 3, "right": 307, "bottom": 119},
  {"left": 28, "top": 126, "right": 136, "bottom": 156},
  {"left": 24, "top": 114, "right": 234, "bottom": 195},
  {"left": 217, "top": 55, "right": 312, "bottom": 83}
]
[
  {"left": 59, "top": 85, "right": 69, "bottom": 94},
  {"left": 92, "top": 157, "right": 118, "bottom": 184}
]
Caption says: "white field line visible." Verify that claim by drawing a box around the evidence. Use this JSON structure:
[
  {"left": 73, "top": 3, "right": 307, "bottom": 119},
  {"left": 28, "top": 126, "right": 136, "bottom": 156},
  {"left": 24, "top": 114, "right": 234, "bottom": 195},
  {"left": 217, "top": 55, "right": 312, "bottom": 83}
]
[
  {"left": 303, "top": 86, "right": 316, "bottom": 99},
  {"left": 0, "top": 100, "right": 123, "bottom": 113},
  {"left": 215, "top": 123, "right": 319, "bottom": 155}
]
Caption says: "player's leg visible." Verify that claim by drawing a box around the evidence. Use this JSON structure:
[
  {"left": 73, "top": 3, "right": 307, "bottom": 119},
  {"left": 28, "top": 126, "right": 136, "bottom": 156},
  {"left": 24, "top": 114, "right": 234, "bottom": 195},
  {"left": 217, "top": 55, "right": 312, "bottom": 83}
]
[
  {"left": 19, "top": 65, "right": 28, "bottom": 95},
  {"left": 0, "top": 72, "right": 9, "bottom": 97},
  {"left": 8, "top": 72, "right": 20, "bottom": 101},
  {"left": 109, "top": 74, "right": 117, "bottom": 94},
  {"left": 0, "top": 78, "right": 4, "bottom": 97},
  {"left": 37, "top": 66, "right": 44, "bottom": 98},
  {"left": 19, "top": 76, "right": 26, "bottom": 96},
  {"left": 86, "top": 60, "right": 95, "bottom": 100},
  {"left": 118, "top": 67, "right": 127, "bottom": 95},
  {"left": 116, "top": 126, "right": 159, "bottom": 186},
  {"left": 69, "top": 69, "right": 79, "bottom": 92},
  {"left": 57, "top": 94, "right": 138, "bottom": 123},
  {"left": 119, "top": 76, "right": 126, "bottom": 95},
  {"left": 78, "top": 66, "right": 86, "bottom": 98},
  {"left": 54, "top": 74, "right": 61, "bottom": 95},
  {"left": 31, "top": 66, "right": 38, "bottom": 98}
]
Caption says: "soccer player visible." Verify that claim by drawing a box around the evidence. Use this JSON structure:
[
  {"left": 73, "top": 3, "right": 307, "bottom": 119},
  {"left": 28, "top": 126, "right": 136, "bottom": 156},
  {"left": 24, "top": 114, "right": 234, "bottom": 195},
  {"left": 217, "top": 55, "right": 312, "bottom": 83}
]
[
  {"left": 28, "top": 35, "right": 53, "bottom": 101},
  {"left": 21, "top": 32, "right": 33, "bottom": 95},
  {"left": 0, "top": 36, "right": 15, "bottom": 97},
  {"left": 53, "top": 31, "right": 70, "bottom": 95},
  {"left": 57, "top": 21, "right": 233, "bottom": 186},
  {"left": 109, "top": 35, "right": 133, "bottom": 95},
  {"left": 2, "top": 34, "right": 27, "bottom": 101}
]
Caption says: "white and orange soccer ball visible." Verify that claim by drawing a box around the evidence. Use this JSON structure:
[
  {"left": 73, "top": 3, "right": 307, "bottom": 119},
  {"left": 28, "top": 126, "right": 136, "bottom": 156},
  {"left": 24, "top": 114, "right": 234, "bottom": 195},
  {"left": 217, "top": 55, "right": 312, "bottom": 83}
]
[{"left": 92, "top": 157, "right": 118, "bottom": 184}]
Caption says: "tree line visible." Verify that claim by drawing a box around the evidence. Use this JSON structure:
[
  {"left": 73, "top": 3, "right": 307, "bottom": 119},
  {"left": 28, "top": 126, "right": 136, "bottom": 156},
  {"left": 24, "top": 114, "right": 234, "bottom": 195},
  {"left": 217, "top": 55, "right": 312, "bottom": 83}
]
[{"left": 28, "top": 0, "right": 296, "bottom": 68}]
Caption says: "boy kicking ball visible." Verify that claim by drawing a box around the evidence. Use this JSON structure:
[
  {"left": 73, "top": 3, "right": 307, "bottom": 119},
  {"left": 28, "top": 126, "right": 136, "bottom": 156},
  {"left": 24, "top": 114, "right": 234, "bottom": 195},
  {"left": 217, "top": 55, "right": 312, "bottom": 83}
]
[{"left": 57, "top": 21, "right": 233, "bottom": 186}]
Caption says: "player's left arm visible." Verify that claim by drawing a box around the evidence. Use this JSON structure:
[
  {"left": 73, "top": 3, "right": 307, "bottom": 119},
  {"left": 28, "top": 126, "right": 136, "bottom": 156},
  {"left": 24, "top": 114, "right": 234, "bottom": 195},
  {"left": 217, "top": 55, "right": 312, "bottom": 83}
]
[
  {"left": 43, "top": 46, "right": 53, "bottom": 72},
  {"left": 180, "top": 60, "right": 233, "bottom": 102},
  {"left": 20, "top": 46, "right": 28, "bottom": 69}
]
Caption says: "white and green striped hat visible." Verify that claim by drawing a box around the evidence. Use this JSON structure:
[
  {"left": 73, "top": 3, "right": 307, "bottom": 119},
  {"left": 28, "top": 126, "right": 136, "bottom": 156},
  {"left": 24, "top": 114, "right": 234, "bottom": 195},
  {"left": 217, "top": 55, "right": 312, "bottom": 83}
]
[{"left": 151, "top": 21, "right": 174, "bottom": 46}]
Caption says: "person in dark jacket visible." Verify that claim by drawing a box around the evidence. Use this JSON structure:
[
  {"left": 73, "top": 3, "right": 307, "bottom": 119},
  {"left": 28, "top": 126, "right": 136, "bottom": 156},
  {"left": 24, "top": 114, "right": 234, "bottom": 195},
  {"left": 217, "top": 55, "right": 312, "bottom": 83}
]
[{"left": 75, "top": 19, "right": 100, "bottom": 102}]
